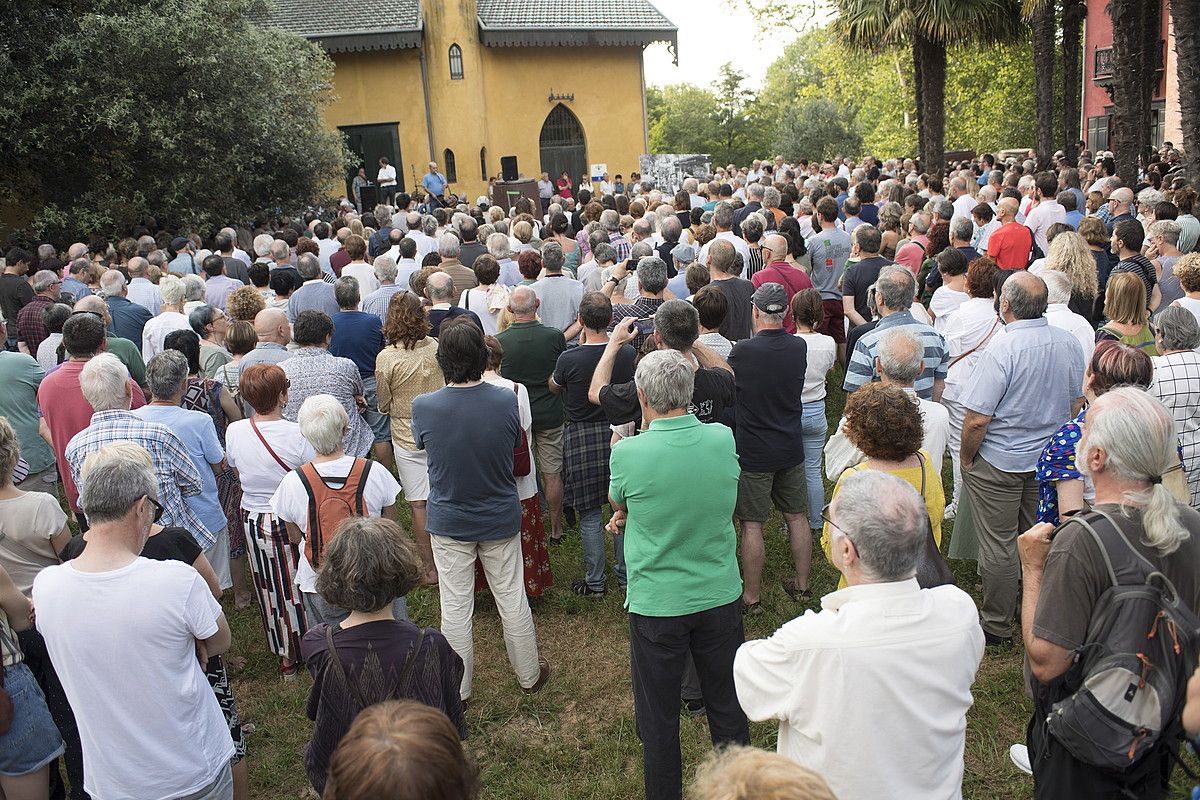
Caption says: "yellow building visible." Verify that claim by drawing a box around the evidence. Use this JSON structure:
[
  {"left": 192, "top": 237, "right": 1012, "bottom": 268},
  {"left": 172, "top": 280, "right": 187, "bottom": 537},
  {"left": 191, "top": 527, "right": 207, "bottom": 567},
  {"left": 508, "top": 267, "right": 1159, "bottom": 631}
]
[{"left": 255, "top": 0, "right": 677, "bottom": 201}]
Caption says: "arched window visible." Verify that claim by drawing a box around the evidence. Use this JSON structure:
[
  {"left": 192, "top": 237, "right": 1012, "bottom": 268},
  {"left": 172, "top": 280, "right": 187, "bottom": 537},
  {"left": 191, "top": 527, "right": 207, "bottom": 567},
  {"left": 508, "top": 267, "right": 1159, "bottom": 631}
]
[
  {"left": 480, "top": 147, "right": 488, "bottom": 181},
  {"left": 448, "top": 44, "right": 463, "bottom": 80},
  {"left": 443, "top": 149, "right": 457, "bottom": 182}
]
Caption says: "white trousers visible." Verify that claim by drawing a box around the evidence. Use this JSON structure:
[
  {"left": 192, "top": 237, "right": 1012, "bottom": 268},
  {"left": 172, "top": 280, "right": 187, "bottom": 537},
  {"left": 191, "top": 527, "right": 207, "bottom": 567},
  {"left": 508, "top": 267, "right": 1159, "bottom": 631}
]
[
  {"left": 943, "top": 396, "right": 966, "bottom": 505},
  {"left": 431, "top": 534, "right": 541, "bottom": 700}
]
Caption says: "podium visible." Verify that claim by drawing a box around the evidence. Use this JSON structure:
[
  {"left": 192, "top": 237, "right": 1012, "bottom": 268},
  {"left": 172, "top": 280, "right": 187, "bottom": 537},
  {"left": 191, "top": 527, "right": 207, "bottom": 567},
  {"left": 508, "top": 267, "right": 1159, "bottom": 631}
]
[{"left": 490, "top": 180, "right": 538, "bottom": 213}]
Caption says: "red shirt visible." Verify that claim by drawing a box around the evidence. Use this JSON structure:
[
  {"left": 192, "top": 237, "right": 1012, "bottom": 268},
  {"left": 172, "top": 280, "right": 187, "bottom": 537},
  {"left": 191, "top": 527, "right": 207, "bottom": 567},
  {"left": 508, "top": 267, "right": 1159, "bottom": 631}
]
[
  {"left": 38, "top": 359, "right": 146, "bottom": 511},
  {"left": 751, "top": 261, "right": 814, "bottom": 333},
  {"left": 328, "top": 248, "right": 351, "bottom": 277},
  {"left": 987, "top": 221, "right": 1033, "bottom": 270}
]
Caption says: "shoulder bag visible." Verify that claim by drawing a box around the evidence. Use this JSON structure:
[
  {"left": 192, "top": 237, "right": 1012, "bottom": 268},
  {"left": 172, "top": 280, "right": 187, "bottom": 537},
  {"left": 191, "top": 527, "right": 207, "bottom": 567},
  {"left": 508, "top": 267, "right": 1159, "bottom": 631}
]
[
  {"left": 914, "top": 452, "right": 957, "bottom": 589},
  {"left": 511, "top": 383, "right": 531, "bottom": 477}
]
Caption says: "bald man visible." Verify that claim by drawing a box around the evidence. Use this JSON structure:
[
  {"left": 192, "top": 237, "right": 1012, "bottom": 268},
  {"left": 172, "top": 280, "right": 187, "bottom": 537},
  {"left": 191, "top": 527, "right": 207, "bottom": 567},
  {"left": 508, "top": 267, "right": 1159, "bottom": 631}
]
[
  {"left": 73, "top": 294, "right": 147, "bottom": 387},
  {"left": 1105, "top": 187, "right": 1136, "bottom": 233},
  {"left": 241, "top": 307, "right": 293, "bottom": 368},
  {"left": 987, "top": 197, "right": 1033, "bottom": 270},
  {"left": 426, "top": 271, "right": 481, "bottom": 336},
  {"left": 750, "top": 232, "right": 814, "bottom": 333},
  {"left": 125, "top": 255, "right": 162, "bottom": 314}
]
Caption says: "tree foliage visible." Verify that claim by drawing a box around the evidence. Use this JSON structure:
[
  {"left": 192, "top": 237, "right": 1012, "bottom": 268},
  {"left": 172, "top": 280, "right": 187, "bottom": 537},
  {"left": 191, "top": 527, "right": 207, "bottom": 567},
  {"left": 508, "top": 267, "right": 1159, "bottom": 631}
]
[
  {"left": 646, "top": 65, "right": 768, "bottom": 165},
  {"left": 772, "top": 98, "right": 863, "bottom": 162},
  {"left": 0, "top": 0, "right": 349, "bottom": 245}
]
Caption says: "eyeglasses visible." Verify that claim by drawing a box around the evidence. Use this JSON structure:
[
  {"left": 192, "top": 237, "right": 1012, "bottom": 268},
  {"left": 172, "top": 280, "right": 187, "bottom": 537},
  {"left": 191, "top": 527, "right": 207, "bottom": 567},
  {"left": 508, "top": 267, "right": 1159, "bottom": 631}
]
[
  {"left": 821, "top": 503, "right": 848, "bottom": 538},
  {"left": 145, "top": 496, "right": 164, "bottom": 523}
]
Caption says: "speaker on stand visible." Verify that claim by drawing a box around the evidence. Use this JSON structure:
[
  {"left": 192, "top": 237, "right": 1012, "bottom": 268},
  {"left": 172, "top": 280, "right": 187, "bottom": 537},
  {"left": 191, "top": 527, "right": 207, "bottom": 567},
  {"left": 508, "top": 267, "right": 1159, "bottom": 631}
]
[{"left": 501, "top": 156, "right": 519, "bottom": 182}]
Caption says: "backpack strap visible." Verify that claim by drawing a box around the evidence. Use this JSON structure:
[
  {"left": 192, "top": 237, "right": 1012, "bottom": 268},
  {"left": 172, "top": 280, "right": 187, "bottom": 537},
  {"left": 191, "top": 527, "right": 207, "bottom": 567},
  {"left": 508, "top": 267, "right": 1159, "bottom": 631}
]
[
  {"left": 297, "top": 463, "right": 323, "bottom": 566},
  {"left": 324, "top": 623, "right": 369, "bottom": 710},
  {"left": 352, "top": 459, "right": 372, "bottom": 516},
  {"left": 1068, "top": 509, "right": 1165, "bottom": 588}
]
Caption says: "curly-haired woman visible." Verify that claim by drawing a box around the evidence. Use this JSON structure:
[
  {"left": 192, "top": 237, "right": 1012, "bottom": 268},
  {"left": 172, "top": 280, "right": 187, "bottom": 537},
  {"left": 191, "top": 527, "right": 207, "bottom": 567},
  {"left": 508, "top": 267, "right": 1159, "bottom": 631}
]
[
  {"left": 376, "top": 293, "right": 444, "bottom": 585},
  {"left": 821, "top": 383, "right": 944, "bottom": 586}
]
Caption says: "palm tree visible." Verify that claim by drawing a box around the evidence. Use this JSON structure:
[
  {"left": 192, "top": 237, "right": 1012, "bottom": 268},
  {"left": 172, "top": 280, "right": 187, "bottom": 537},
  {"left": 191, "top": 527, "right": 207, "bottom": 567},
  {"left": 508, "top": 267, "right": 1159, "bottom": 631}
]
[
  {"left": 1029, "top": 1, "right": 1057, "bottom": 169},
  {"left": 833, "top": 0, "right": 1023, "bottom": 174},
  {"left": 1110, "top": 0, "right": 1161, "bottom": 185},
  {"left": 1060, "top": 0, "right": 1085, "bottom": 162},
  {"left": 1170, "top": 0, "right": 1200, "bottom": 186}
]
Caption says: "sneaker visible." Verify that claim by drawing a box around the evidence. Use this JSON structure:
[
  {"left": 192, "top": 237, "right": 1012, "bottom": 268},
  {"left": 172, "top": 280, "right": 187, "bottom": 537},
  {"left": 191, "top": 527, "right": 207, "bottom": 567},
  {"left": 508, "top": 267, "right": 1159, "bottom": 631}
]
[
  {"left": 944, "top": 500, "right": 958, "bottom": 521},
  {"left": 682, "top": 698, "right": 706, "bottom": 717},
  {"left": 1009, "top": 744, "right": 1032, "bottom": 775},
  {"left": 570, "top": 579, "right": 605, "bottom": 598}
]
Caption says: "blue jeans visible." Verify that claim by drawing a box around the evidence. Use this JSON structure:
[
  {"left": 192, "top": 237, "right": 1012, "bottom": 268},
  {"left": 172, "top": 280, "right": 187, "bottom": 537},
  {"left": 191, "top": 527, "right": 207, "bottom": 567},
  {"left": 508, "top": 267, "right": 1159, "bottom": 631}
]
[
  {"left": 801, "top": 402, "right": 828, "bottom": 530},
  {"left": 361, "top": 374, "right": 391, "bottom": 443},
  {"left": 581, "top": 507, "right": 625, "bottom": 590}
]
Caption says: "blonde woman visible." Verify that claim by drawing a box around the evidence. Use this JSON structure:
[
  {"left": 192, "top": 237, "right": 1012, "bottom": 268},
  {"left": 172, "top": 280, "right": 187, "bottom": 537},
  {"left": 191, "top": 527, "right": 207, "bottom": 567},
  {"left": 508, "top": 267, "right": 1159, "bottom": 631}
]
[
  {"left": 687, "top": 746, "right": 835, "bottom": 800},
  {"left": 1170, "top": 252, "right": 1200, "bottom": 328},
  {"left": 1097, "top": 272, "right": 1157, "bottom": 355},
  {"left": 1043, "top": 230, "right": 1099, "bottom": 320}
]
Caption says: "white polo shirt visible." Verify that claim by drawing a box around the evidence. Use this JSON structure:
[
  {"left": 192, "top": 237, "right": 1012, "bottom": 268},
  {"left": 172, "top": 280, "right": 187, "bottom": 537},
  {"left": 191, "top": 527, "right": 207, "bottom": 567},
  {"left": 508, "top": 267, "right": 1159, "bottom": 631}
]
[{"left": 734, "top": 578, "right": 984, "bottom": 800}]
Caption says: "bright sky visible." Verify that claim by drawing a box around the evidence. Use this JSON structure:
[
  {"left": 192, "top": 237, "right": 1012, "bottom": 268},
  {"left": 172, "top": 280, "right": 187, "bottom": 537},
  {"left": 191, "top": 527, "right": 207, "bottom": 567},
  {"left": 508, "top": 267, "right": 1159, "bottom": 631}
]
[{"left": 642, "top": 0, "right": 834, "bottom": 89}]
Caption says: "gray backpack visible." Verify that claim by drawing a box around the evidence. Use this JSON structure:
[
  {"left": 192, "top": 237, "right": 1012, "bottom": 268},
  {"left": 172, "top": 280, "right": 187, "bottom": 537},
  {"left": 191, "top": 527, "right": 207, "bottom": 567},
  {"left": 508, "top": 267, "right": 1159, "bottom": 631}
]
[{"left": 1046, "top": 510, "right": 1200, "bottom": 770}]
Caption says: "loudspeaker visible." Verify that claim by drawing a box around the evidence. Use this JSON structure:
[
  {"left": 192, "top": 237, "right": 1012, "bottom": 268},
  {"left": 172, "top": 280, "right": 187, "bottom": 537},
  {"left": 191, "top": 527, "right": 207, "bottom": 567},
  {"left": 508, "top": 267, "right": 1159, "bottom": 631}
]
[{"left": 501, "top": 156, "right": 519, "bottom": 182}]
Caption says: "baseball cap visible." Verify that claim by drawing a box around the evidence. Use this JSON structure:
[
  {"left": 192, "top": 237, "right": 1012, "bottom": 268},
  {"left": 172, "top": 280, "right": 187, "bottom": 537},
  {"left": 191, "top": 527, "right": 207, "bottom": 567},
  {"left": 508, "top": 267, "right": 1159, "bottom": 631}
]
[
  {"left": 170, "top": 236, "right": 190, "bottom": 252},
  {"left": 670, "top": 243, "right": 696, "bottom": 263},
  {"left": 752, "top": 282, "right": 788, "bottom": 315}
]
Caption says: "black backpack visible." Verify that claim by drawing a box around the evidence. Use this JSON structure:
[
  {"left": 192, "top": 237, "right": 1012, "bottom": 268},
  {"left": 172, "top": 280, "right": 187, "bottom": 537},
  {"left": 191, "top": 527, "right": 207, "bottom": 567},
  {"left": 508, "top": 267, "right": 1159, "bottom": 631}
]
[{"left": 1045, "top": 510, "right": 1200, "bottom": 771}]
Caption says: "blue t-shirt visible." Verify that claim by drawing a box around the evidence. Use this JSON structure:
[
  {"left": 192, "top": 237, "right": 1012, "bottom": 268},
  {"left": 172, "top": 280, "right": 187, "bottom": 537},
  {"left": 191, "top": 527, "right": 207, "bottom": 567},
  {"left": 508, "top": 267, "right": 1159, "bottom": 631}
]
[
  {"left": 412, "top": 383, "right": 522, "bottom": 541},
  {"left": 134, "top": 405, "right": 226, "bottom": 536},
  {"left": 330, "top": 311, "right": 384, "bottom": 377},
  {"left": 423, "top": 172, "right": 447, "bottom": 196}
]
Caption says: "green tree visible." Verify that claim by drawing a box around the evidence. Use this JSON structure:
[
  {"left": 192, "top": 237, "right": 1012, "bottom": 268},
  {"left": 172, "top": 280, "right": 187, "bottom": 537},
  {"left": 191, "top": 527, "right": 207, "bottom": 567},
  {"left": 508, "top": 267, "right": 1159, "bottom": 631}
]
[
  {"left": 712, "top": 63, "right": 766, "bottom": 165},
  {"left": 830, "top": 0, "right": 1023, "bottom": 172},
  {"left": 773, "top": 98, "right": 863, "bottom": 162},
  {"left": 0, "top": 0, "right": 348, "bottom": 245},
  {"left": 647, "top": 84, "right": 721, "bottom": 155}
]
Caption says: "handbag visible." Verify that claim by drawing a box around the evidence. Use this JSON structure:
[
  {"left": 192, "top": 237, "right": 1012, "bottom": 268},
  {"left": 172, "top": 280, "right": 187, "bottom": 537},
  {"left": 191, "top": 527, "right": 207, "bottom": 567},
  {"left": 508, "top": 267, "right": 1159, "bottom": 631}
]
[
  {"left": 914, "top": 452, "right": 957, "bottom": 589},
  {"left": 511, "top": 384, "right": 532, "bottom": 477}
]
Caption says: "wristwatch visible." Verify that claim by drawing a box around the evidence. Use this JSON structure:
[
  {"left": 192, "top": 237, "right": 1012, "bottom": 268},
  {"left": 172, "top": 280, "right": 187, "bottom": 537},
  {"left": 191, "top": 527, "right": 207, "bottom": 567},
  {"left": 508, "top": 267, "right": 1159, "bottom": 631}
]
[{"left": 608, "top": 276, "right": 621, "bottom": 284}]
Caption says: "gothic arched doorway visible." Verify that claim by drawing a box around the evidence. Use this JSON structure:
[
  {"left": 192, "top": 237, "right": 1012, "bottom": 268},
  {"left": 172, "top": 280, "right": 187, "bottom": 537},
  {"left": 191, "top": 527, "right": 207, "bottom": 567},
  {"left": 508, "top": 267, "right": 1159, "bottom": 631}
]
[{"left": 539, "top": 104, "right": 586, "bottom": 185}]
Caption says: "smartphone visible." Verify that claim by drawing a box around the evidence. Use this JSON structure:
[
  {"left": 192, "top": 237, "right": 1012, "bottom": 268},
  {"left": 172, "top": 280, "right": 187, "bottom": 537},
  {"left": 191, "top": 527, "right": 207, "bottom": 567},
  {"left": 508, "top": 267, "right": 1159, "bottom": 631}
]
[{"left": 634, "top": 317, "right": 655, "bottom": 335}]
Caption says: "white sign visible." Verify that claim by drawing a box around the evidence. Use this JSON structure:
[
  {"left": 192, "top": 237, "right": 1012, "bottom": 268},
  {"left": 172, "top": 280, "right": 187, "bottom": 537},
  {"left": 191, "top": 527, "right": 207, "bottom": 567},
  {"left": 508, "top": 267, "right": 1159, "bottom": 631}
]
[
  {"left": 590, "top": 163, "right": 608, "bottom": 181},
  {"left": 640, "top": 154, "right": 712, "bottom": 195}
]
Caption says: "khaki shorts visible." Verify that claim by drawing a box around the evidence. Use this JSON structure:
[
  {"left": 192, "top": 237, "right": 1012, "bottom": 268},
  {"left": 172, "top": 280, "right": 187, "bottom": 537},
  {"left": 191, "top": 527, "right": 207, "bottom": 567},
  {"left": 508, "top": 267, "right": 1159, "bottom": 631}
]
[
  {"left": 735, "top": 463, "right": 808, "bottom": 522},
  {"left": 533, "top": 425, "right": 564, "bottom": 475},
  {"left": 394, "top": 446, "right": 430, "bottom": 503}
]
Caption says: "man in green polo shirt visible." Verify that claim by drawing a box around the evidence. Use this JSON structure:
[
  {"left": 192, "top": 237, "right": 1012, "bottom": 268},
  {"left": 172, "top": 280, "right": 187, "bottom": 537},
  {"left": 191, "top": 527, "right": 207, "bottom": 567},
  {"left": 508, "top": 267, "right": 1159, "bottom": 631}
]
[
  {"left": 497, "top": 286, "right": 567, "bottom": 542},
  {"left": 608, "top": 349, "right": 748, "bottom": 800}
]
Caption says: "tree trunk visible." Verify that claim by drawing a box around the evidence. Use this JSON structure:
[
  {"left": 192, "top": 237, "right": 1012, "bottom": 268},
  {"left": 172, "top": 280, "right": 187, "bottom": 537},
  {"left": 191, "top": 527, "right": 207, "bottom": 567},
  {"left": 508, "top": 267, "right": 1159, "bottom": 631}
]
[
  {"left": 915, "top": 33, "right": 945, "bottom": 175},
  {"left": 1032, "top": 0, "right": 1058, "bottom": 169},
  {"left": 1110, "top": 0, "right": 1156, "bottom": 185},
  {"left": 1061, "top": 0, "right": 1085, "bottom": 162},
  {"left": 1172, "top": 0, "right": 1200, "bottom": 187},
  {"left": 1139, "top": 0, "right": 1163, "bottom": 166},
  {"left": 912, "top": 36, "right": 926, "bottom": 166}
]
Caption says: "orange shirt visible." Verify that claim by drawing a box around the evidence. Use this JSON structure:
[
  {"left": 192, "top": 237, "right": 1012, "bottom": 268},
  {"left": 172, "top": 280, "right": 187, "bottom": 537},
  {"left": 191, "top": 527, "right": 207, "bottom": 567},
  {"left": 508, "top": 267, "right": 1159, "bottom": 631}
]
[{"left": 987, "top": 222, "right": 1033, "bottom": 270}]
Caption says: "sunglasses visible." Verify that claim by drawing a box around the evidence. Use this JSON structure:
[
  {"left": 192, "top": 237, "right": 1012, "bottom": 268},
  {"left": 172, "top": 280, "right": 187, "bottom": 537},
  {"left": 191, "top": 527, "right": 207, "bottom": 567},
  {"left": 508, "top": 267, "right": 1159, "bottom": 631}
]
[
  {"left": 821, "top": 503, "right": 848, "bottom": 538},
  {"left": 145, "top": 495, "right": 164, "bottom": 523}
]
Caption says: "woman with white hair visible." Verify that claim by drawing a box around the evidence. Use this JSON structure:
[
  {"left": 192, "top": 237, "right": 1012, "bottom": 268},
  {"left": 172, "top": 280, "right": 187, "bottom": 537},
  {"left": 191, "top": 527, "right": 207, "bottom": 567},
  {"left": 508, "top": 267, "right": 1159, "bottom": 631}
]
[
  {"left": 181, "top": 273, "right": 207, "bottom": 315},
  {"left": 270, "top": 394, "right": 402, "bottom": 627},
  {"left": 190, "top": 304, "right": 232, "bottom": 379},
  {"left": 141, "top": 275, "right": 191, "bottom": 358},
  {"left": 1150, "top": 305, "right": 1200, "bottom": 507},
  {"left": 487, "top": 231, "right": 520, "bottom": 287}
]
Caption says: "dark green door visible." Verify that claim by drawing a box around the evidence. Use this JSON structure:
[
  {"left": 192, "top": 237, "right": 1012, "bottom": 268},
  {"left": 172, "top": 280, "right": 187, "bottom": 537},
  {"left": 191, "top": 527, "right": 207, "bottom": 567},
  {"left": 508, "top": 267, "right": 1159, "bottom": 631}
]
[
  {"left": 539, "top": 104, "right": 587, "bottom": 186},
  {"left": 340, "top": 123, "right": 403, "bottom": 202}
]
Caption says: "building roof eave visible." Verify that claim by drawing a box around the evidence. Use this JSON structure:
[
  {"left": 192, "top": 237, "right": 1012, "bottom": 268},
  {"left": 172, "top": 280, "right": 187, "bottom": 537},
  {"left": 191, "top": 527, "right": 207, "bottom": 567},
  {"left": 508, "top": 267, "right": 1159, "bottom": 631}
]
[{"left": 476, "top": 26, "right": 677, "bottom": 51}]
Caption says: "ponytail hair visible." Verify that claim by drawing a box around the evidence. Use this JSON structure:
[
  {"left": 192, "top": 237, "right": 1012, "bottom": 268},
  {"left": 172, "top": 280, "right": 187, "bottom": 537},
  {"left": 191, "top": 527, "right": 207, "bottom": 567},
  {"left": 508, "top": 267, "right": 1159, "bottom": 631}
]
[{"left": 1082, "top": 388, "right": 1187, "bottom": 554}]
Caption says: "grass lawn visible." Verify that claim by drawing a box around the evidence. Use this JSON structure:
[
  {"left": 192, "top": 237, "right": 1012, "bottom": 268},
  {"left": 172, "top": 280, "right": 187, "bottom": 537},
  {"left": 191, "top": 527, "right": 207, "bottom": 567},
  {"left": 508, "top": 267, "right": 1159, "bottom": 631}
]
[{"left": 181, "top": 364, "right": 1198, "bottom": 798}]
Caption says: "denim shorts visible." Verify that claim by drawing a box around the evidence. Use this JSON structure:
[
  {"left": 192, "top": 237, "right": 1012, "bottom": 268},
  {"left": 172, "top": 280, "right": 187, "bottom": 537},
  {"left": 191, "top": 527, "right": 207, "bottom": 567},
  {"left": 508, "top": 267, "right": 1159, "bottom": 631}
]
[{"left": 0, "top": 661, "right": 65, "bottom": 776}]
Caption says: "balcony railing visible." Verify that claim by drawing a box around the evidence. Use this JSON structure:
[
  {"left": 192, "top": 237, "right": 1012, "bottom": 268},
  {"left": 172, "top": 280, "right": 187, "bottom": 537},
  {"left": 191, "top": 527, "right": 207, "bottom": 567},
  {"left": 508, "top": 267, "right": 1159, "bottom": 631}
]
[{"left": 1094, "top": 46, "right": 1112, "bottom": 79}]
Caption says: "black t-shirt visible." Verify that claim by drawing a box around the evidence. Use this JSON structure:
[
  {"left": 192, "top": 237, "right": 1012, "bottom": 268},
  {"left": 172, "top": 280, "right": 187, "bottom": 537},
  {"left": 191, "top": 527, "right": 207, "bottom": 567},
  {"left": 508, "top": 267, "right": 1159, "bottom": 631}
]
[
  {"left": 0, "top": 273, "right": 34, "bottom": 328},
  {"left": 60, "top": 526, "right": 202, "bottom": 565},
  {"left": 841, "top": 256, "right": 892, "bottom": 322},
  {"left": 728, "top": 329, "right": 807, "bottom": 472},
  {"left": 599, "top": 365, "right": 734, "bottom": 427},
  {"left": 710, "top": 277, "right": 756, "bottom": 342},
  {"left": 553, "top": 343, "right": 636, "bottom": 423},
  {"left": 846, "top": 319, "right": 878, "bottom": 357}
]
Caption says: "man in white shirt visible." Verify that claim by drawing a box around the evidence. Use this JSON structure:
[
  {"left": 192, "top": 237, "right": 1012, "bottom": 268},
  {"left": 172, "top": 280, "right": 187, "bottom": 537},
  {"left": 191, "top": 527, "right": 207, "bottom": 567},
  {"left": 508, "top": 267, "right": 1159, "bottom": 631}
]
[
  {"left": 734, "top": 469, "right": 984, "bottom": 800},
  {"left": 313, "top": 221, "right": 341, "bottom": 274},
  {"left": 698, "top": 202, "right": 752, "bottom": 268},
  {"left": 404, "top": 212, "right": 439, "bottom": 261},
  {"left": 125, "top": 256, "right": 161, "bottom": 315},
  {"left": 1042, "top": 271, "right": 1094, "bottom": 369},
  {"left": 33, "top": 446, "right": 235, "bottom": 800},
  {"left": 949, "top": 176, "right": 978, "bottom": 221},
  {"left": 825, "top": 328, "right": 951, "bottom": 476},
  {"left": 377, "top": 156, "right": 397, "bottom": 204},
  {"left": 1025, "top": 172, "right": 1066, "bottom": 256}
]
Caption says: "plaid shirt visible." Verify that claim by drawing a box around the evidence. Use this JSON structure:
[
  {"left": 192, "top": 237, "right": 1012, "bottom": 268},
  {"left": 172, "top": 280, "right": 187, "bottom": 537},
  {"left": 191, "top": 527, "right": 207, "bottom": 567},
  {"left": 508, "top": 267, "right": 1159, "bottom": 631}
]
[
  {"left": 609, "top": 297, "right": 665, "bottom": 352},
  {"left": 16, "top": 295, "right": 55, "bottom": 354},
  {"left": 65, "top": 410, "right": 212, "bottom": 548},
  {"left": 609, "top": 233, "right": 632, "bottom": 262}
]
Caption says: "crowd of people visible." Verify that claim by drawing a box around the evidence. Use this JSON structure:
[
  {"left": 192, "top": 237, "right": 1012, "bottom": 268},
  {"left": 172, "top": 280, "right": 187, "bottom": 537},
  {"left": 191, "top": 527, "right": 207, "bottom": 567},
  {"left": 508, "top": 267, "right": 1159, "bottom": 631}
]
[{"left": 2, "top": 143, "right": 1200, "bottom": 800}]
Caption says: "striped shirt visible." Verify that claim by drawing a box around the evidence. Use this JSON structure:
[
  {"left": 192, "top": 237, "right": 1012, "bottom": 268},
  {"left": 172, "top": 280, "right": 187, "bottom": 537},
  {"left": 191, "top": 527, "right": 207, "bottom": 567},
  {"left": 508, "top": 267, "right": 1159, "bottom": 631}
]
[
  {"left": 842, "top": 310, "right": 949, "bottom": 400},
  {"left": 64, "top": 410, "right": 211, "bottom": 547},
  {"left": 361, "top": 284, "right": 408, "bottom": 322}
]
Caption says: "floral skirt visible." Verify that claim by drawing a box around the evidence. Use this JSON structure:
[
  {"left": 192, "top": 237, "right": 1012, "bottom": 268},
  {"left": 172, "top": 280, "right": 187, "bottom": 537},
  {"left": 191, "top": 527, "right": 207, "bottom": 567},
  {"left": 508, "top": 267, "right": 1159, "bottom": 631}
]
[
  {"left": 218, "top": 468, "right": 246, "bottom": 560},
  {"left": 474, "top": 496, "right": 554, "bottom": 597},
  {"left": 243, "top": 511, "right": 309, "bottom": 662}
]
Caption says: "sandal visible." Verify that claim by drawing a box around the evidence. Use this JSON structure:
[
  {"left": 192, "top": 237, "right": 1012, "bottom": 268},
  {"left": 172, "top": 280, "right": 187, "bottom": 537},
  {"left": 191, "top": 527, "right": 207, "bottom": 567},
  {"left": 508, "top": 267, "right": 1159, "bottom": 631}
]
[
  {"left": 280, "top": 661, "right": 299, "bottom": 682},
  {"left": 782, "top": 577, "right": 813, "bottom": 603},
  {"left": 548, "top": 534, "right": 566, "bottom": 547},
  {"left": 570, "top": 579, "right": 605, "bottom": 598},
  {"left": 742, "top": 601, "right": 764, "bottom": 617}
]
